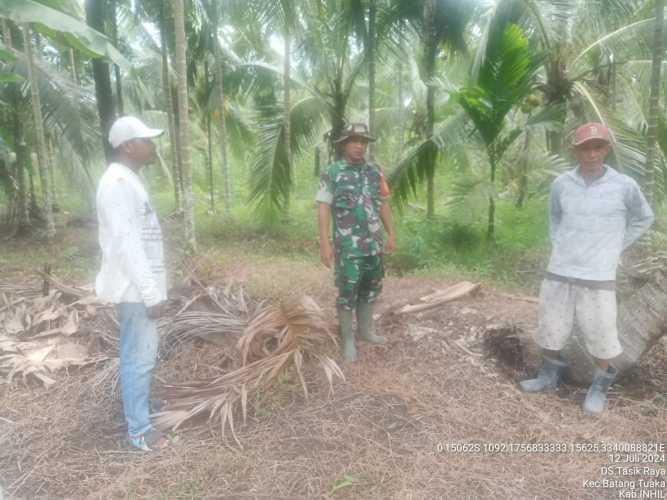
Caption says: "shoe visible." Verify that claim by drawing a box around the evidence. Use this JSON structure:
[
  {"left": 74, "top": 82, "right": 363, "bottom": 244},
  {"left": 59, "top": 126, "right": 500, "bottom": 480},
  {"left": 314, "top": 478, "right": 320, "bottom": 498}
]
[
  {"left": 519, "top": 357, "right": 567, "bottom": 393},
  {"left": 583, "top": 366, "right": 617, "bottom": 416},
  {"left": 356, "top": 301, "right": 386, "bottom": 344},
  {"left": 338, "top": 306, "right": 357, "bottom": 362},
  {"left": 128, "top": 428, "right": 170, "bottom": 452}
]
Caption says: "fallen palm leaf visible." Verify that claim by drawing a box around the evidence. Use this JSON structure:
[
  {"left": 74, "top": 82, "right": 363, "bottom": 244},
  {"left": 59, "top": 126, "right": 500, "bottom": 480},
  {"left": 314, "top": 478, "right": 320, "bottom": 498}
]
[
  {"left": 154, "top": 296, "right": 344, "bottom": 446},
  {"left": 0, "top": 336, "right": 107, "bottom": 388}
]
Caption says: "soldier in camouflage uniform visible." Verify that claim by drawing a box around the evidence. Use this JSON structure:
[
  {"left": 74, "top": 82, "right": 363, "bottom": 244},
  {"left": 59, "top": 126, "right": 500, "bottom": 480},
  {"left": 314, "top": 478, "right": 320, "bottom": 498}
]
[{"left": 316, "top": 123, "right": 396, "bottom": 362}]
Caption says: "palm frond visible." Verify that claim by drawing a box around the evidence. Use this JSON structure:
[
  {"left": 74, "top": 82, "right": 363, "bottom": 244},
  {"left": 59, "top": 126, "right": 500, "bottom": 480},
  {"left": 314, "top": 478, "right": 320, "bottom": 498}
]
[
  {"left": 154, "top": 296, "right": 343, "bottom": 445},
  {"left": 248, "top": 96, "right": 327, "bottom": 220}
]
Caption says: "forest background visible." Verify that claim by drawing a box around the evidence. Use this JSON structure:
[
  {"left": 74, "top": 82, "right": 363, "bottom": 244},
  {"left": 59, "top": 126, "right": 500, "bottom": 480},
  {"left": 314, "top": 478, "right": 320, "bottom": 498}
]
[{"left": 1, "top": 0, "right": 667, "bottom": 289}]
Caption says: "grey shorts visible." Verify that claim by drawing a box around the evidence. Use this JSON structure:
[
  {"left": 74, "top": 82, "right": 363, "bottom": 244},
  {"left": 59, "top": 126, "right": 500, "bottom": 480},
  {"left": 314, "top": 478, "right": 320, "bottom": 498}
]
[{"left": 535, "top": 278, "right": 622, "bottom": 360}]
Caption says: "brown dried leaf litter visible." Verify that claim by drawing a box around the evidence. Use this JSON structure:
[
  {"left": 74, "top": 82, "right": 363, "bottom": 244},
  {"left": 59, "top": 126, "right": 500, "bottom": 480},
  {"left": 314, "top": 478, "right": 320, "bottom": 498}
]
[
  {"left": 0, "top": 281, "right": 108, "bottom": 387},
  {"left": 1, "top": 275, "right": 345, "bottom": 447}
]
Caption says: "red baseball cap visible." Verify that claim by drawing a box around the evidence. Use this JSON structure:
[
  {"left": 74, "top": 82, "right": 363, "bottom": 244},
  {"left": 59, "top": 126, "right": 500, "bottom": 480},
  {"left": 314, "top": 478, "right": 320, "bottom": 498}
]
[{"left": 572, "top": 122, "right": 610, "bottom": 146}]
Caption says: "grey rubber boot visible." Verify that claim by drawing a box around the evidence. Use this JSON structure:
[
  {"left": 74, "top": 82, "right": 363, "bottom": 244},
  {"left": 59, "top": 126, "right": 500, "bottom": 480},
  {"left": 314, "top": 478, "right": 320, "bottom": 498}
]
[
  {"left": 337, "top": 307, "right": 357, "bottom": 362},
  {"left": 356, "top": 301, "right": 386, "bottom": 344},
  {"left": 583, "top": 366, "right": 617, "bottom": 416},
  {"left": 519, "top": 357, "right": 567, "bottom": 393}
]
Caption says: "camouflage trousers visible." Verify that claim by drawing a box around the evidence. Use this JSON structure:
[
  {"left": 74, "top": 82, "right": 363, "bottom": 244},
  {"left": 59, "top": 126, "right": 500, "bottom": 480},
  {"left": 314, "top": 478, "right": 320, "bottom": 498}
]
[{"left": 335, "top": 254, "right": 384, "bottom": 310}]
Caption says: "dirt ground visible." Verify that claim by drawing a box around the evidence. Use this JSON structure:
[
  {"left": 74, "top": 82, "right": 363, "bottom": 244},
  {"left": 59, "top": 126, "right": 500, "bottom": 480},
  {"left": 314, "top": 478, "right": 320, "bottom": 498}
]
[{"left": 0, "top": 231, "right": 666, "bottom": 500}]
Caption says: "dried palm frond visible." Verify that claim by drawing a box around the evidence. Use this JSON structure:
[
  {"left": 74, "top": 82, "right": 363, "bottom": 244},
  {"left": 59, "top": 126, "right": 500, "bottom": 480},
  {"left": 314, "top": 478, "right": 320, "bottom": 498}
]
[
  {"left": 154, "top": 296, "right": 344, "bottom": 446},
  {"left": 0, "top": 335, "right": 108, "bottom": 388},
  {"left": 160, "top": 284, "right": 265, "bottom": 355}
]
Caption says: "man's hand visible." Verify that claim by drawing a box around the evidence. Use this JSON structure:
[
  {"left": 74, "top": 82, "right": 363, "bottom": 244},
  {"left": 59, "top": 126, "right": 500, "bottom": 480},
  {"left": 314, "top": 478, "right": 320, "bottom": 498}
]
[
  {"left": 147, "top": 302, "right": 167, "bottom": 319},
  {"left": 385, "top": 232, "right": 396, "bottom": 254},
  {"left": 320, "top": 241, "right": 334, "bottom": 269}
]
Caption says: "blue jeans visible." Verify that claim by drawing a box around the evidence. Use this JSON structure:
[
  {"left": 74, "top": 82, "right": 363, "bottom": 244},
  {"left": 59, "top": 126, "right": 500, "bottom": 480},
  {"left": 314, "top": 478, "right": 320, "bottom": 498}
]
[{"left": 117, "top": 303, "right": 159, "bottom": 438}]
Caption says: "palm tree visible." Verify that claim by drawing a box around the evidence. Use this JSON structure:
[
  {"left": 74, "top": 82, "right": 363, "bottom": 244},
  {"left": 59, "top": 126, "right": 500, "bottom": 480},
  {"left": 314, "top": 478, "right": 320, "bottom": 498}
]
[
  {"left": 84, "top": 0, "right": 115, "bottom": 161},
  {"left": 174, "top": 0, "right": 196, "bottom": 251},
  {"left": 1, "top": 20, "right": 29, "bottom": 232},
  {"left": 644, "top": 0, "right": 665, "bottom": 204},
  {"left": 457, "top": 3, "right": 541, "bottom": 240},
  {"left": 384, "top": 0, "right": 476, "bottom": 217},
  {"left": 22, "top": 23, "right": 55, "bottom": 238}
]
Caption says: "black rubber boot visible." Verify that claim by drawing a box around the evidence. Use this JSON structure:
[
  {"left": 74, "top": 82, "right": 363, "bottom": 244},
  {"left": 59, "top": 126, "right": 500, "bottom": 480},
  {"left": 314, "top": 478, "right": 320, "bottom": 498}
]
[
  {"left": 583, "top": 366, "right": 617, "bottom": 416},
  {"left": 519, "top": 357, "right": 567, "bottom": 393}
]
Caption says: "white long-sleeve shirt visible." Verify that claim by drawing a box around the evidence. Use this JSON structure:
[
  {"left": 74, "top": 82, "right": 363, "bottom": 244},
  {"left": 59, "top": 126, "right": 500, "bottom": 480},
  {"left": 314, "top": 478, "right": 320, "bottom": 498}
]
[
  {"left": 547, "top": 165, "right": 654, "bottom": 281},
  {"left": 95, "top": 162, "right": 167, "bottom": 307}
]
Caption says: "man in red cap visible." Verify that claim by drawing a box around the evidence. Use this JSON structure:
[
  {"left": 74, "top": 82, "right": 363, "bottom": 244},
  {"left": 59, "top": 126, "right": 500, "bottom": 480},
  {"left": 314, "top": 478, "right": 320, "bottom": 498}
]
[{"left": 520, "top": 122, "right": 654, "bottom": 416}]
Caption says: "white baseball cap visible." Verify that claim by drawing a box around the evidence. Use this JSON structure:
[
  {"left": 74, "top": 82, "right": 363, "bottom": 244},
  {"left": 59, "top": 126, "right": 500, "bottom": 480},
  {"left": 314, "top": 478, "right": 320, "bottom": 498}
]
[{"left": 108, "top": 116, "right": 164, "bottom": 149}]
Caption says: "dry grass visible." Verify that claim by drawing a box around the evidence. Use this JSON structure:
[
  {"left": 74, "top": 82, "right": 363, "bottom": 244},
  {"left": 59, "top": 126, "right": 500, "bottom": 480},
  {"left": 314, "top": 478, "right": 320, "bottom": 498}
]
[{"left": 0, "top": 247, "right": 665, "bottom": 499}]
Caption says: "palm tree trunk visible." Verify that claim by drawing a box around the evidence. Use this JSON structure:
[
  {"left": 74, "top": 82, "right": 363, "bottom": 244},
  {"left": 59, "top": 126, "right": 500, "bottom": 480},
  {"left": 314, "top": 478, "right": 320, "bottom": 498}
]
[
  {"left": 174, "top": 0, "right": 196, "bottom": 251},
  {"left": 110, "top": 0, "right": 123, "bottom": 115},
  {"left": 205, "top": 60, "right": 215, "bottom": 213},
  {"left": 22, "top": 23, "right": 55, "bottom": 239},
  {"left": 68, "top": 48, "right": 79, "bottom": 84},
  {"left": 645, "top": 0, "right": 665, "bottom": 205},
  {"left": 396, "top": 22, "right": 405, "bottom": 162},
  {"left": 216, "top": 45, "right": 231, "bottom": 217},
  {"left": 283, "top": 27, "right": 292, "bottom": 215},
  {"left": 159, "top": 2, "right": 183, "bottom": 212},
  {"left": 207, "top": 110, "right": 215, "bottom": 213},
  {"left": 563, "top": 273, "right": 667, "bottom": 384},
  {"left": 423, "top": 0, "right": 437, "bottom": 219},
  {"left": 487, "top": 150, "right": 496, "bottom": 241},
  {"left": 85, "top": 0, "right": 115, "bottom": 162},
  {"left": 367, "top": 0, "right": 377, "bottom": 160},
  {"left": 47, "top": 139, "right": 58, "bottom": 210},
  {"left": 2, "top": 20, "right": 30, "bottom": 232}
]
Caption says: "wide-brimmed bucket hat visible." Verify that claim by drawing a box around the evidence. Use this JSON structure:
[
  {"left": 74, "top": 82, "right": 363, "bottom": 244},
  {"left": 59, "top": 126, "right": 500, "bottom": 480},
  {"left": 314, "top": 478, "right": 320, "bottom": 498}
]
[{"left": 334, "top": 122, "right": 376, "bottom": 144}]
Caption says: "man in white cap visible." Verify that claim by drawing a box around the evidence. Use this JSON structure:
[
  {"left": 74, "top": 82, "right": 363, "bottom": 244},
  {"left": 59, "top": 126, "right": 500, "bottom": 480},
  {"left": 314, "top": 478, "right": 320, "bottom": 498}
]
[
  {"left": 520, "top": 122, "right": 654, "bottom": 416},
  {"left": 96, "top": 116, "right": 168, "bottom": 450}
]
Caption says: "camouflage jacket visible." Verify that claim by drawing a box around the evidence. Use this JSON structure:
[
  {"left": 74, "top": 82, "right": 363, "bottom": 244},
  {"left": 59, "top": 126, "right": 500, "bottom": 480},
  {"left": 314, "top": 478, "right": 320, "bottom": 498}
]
[{"left": 316, "top": 160, "right": 389, "bottom": 258}]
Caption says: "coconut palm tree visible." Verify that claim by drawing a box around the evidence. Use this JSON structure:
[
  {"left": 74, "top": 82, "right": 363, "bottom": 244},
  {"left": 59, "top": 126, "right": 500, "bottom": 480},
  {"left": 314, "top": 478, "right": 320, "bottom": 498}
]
[
  {"left": 644, "top": 0, "right": 665, "bottom": 204},
  {"left": 174, "top": 0, "right": 196, "bottom": 250},
  {"left": 22, "top": 23, "right": 55, "bottom": 239},
  {"left": 457, "top": 2, "right": 542, "bottom": 240},
  {"left": 384, "top": 0, "right": 476, "bottom": 217}
]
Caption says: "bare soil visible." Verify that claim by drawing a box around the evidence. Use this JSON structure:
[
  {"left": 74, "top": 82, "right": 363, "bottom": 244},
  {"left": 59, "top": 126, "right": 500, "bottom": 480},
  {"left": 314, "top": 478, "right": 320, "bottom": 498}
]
[{"left": 0, "top": 230, "right": 665, "bottom": 500}]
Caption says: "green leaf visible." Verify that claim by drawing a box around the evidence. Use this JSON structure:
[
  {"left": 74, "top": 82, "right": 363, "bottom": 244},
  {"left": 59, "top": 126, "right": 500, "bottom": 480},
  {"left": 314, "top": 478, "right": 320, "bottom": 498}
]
[
  {"left": 0, "top": 72, "right": 24, "bottom": 82},
  {"left": 0, "top": 41, "right": 16, "bottom": 62},
  {"left": 0, "top": 0, "right": 129, "bottom": 68}
]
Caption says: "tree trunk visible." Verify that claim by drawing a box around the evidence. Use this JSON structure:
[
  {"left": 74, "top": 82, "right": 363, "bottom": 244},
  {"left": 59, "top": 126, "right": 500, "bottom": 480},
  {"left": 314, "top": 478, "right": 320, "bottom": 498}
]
[
  {"left": 282, "top": 27, "right": 292, "bottom": 215},
  {"left": 487, "top": 150, "right": 496, "bottom": 241},
  {"left": 206, "top": 110, "right": 215, "bottom": 213},
  {"left": 174, "top": 0, "right": 196, "bottom": 251},
  {"left": 22, "top": 24, "right": 55, "bottom": 238},
  {"left": 205, "top": 60, "right": 215, "bottom": 213},
  {"left": 645, "top": 0, "right": 665, "bottom": 205},
  {"left": 423, "top": 0, "right": 436, "bottom": 219},
  {"left": 159, "top": 2, "right": 183, "bottom": 212},
  {"left": 47, "top": 139, "right": 58, "bottom": 210},
  {"left": 85, "top": 0, "right": 115, "bottom": 162},
  {"left": 68, "top": 48, "right": 79, "bottom": 84},
  {"left": 2, "top": 20, "right": 30, "bottom": 232},
  {"left": 562, "top": 274, "right": 667, "bottom": 384},
  {"left": 110, "top": 0, "right": 123, "bottom": 115},
  {"left": 216, "top": 45, "right": 231, "bottom": 217},
  {"left": 367, "top": 0, "right": 376, "bottom": 160},
  {"left": 396, "top": 22, "right": 405, "bottom": 163}
]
